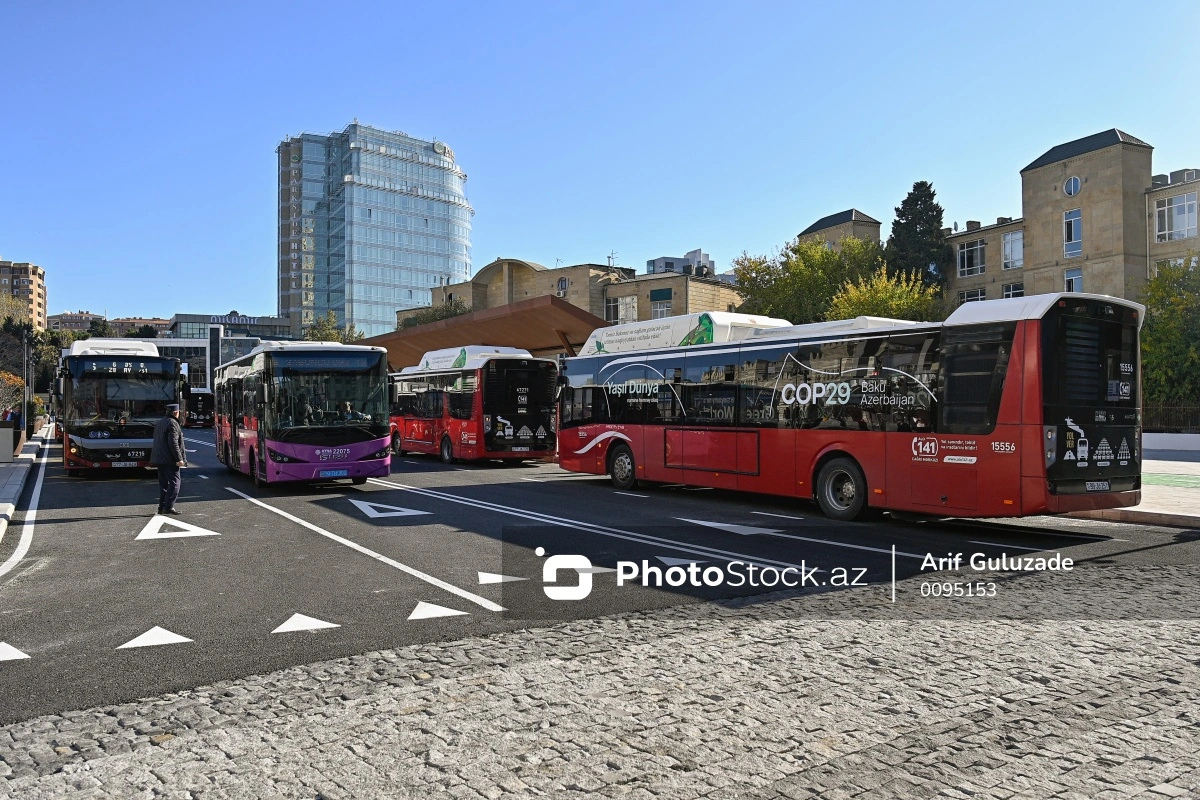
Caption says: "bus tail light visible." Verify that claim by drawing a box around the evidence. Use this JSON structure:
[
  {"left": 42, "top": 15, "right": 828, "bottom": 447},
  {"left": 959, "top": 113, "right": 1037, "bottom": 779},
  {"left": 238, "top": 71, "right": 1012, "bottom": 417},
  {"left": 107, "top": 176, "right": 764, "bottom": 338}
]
[{"left": 1043, "top": 426, "right": 1057, "bottom": 467}]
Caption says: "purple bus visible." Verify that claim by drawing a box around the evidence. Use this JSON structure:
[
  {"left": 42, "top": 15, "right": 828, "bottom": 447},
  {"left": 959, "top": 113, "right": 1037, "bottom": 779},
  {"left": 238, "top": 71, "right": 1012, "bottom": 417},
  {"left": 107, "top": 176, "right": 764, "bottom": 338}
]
[{"left": 214, "top": 342, "right": 392, "bottom": 486}]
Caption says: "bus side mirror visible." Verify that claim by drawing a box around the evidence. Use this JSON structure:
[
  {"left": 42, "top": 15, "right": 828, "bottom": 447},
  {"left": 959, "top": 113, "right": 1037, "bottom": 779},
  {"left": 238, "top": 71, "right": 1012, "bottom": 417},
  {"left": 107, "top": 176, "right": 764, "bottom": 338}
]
[
  {"left": 556, "top": 374, "right": 568, "bottom": 387},
  {"left": 55, "top": 378, "right": 64, "bottom": 398}
]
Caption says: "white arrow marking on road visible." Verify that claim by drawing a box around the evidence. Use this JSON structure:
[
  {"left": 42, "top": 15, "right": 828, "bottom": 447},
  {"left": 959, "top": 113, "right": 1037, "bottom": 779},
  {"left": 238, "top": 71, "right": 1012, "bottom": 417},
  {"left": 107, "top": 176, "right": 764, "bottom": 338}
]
[
  {"left": 272, "top": 613, "right": 340, "bottom": 633},
  {"left": 408, "top": 601, "right": 469, "bottom": 621},
  {"left": 579, "top": 566, "right": 617, "bottom": 574},
  {"left": 117, "top": 626, "right": 192, "bottom": 649},
  {"left": 656, "top": 556, "right": 707, "bottom": 567},
  {"left": 676, "top": 518, "right": 781, "bottom": 536},
  {"left": 0, "top": 642, "right": 30, "bottom": 661},
  {"left": 136, "top": 516, "right": 222, "bottom": 540},
  {"left": 347, "top": 499, "right": 431, "bottom": 519},
  {"left": 478, "top": 572, "right": 527, "bottom": 584}
]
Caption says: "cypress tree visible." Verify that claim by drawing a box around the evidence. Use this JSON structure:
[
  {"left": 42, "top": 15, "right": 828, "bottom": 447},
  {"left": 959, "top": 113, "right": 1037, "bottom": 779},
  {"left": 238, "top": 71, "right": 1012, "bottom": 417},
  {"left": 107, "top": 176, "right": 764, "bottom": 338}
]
[{"left": 886, "top": 181, "right": 953, "bottom": 288}]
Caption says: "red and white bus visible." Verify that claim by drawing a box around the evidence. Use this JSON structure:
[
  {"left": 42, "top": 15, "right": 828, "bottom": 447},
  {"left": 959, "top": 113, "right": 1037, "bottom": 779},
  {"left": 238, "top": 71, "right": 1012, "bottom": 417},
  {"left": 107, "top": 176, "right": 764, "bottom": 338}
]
[
  {"left": 214, "top": 342, "right": 392, "bottom": 486},
  {"left": 389, "top": 346, "right": 557, "bottom": 463},
  {"left": 558, "top": 296, "right": 1143, "bottom": 520}
]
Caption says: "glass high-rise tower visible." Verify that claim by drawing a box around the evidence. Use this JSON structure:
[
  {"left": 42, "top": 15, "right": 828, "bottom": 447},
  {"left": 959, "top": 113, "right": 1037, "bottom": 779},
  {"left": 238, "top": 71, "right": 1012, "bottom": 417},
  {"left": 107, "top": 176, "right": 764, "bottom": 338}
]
[{"left": 277, "top": 123, "right": 473, "bottom": 337}]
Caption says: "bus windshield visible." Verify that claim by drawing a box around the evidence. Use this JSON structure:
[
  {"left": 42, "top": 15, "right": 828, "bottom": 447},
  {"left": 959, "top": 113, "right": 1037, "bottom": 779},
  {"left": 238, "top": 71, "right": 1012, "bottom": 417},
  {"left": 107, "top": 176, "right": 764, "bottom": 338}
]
[
  {"left": 64, "top": 359, "right": 178, "bottom": 437},
  {"left": 265, "top": 351, "right": 390, "bottom": 442}
]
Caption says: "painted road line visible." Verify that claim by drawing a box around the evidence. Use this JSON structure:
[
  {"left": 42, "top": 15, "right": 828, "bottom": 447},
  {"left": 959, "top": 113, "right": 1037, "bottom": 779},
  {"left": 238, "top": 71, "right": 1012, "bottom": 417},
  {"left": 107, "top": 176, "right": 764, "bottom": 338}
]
[
  {"left": 678, "top": 518, "right": 779, "bottom": 536},
  {"left": 614, "top": 491, "right": 649, "bottom": 499},
  {"left": 0, "top": 438, "right": 49, "bottom": 580},
  {"left": 520, "top": 478, "right": 546, "bottom": 483},
  {"left": 968, "top": 540, "right": 1052, "bottom": 552},
  {"left": 751, "top": 511, "right": 807, "bottom": 521},
  {"left": 226, "top": 488, "right": 503, "bottom": 612},
  {"left": 183, "top": 438, "right": 210, "bottom": 447},
  {"left": 347, "top": 499, "right": 430, "bottom": 519},
  {"left": 368, "top": 479, "right": 810, "bottom": 572},
  {"left": 761, "top": 530, "right": 925, "bottom": 560},
  {"left": 198, "top": 475, "right": 210, "bottom": 480}
]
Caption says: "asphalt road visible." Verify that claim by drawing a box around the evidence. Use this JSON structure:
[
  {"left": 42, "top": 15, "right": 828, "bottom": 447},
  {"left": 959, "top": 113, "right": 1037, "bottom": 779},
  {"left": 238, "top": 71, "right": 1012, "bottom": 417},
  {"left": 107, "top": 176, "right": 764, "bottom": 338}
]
[{"left": 0, "top": 428, "right": 1194, "bottom": 724}]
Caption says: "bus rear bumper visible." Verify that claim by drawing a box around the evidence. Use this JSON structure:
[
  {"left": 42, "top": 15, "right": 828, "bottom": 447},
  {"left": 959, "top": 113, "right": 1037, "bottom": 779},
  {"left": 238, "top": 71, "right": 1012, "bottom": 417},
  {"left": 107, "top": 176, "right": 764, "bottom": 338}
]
[{"left": 1041, "top": 489, "right": 1141, "bottom": 514}]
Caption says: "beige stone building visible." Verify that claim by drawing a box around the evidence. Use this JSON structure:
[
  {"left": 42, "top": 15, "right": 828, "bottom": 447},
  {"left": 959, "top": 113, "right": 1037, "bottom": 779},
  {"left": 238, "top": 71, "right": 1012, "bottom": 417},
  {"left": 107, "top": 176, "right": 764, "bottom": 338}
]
[
  {"left": 0, "top": 261, "right": 47, "bottom": 330},
  {"left": 396, "top": 257, "right": 745, "bottom": 328},
  {"left": 48, "top": 310, "right": 103, "bottom": 333},
  {"left": 111, "top": 317, "right": 171, "bottom": 337},
  {"left": 798, "top": 209, "right": 882, "bottom": 249},
  {"left": 947, "top": 129, "right": 1197, "bottom": 304}
]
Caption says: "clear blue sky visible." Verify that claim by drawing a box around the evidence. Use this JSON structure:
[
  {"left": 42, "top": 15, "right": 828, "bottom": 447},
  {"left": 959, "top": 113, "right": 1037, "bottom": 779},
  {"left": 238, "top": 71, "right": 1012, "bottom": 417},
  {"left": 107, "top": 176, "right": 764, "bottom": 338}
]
[{"left": 2, "top": 1, "right": 1197, "bottom": 320}]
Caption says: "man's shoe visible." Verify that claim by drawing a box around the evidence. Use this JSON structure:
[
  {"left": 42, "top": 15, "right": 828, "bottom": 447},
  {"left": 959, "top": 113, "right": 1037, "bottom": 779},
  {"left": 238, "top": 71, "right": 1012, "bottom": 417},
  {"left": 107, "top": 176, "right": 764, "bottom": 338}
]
[{"left": 165, "top": 508, "right": 182, "bottom": 515}]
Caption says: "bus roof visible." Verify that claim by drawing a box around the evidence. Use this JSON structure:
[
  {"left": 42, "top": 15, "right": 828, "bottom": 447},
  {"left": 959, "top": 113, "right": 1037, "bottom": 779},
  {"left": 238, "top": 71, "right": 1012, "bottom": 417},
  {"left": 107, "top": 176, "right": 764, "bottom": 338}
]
[
  {"left": 67, "top": 338, "right": 162, "bottom": 358},
  {"left": 579, "top": 312, "right": 791, "bottom": 356},
  {"left": 943, "top": 292, "right": 1145, "bottom": 328},
  {"left": 214, "top": 340, "right": 388, "bottom": 372},
  {"left": 396, "top": 345, "right": 545, "bottom": 376}
]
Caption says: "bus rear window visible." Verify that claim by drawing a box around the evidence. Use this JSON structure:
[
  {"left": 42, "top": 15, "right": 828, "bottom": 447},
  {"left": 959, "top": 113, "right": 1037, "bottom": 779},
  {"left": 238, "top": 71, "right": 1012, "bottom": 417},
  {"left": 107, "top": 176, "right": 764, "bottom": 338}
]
[{"left": 1042, "top": 302, "right": 1139, "bottom": 409}]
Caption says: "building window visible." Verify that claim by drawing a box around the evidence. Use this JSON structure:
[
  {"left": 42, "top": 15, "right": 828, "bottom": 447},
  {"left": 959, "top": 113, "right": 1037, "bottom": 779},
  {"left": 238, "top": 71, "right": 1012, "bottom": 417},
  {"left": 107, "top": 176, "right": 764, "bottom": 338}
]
[
  {"left": 957, "top": 240, "right": 985, "bottom": 277},
  {"left": 1002, "top": 283, "right": 1024, "bottom": 298},
  {"left": 1002, "top": 230, "right": 1024, "bottom": 269},
  {"left": 664, "top": 261, "right": 675, "bottom": 272},
  {"left": 604, "top": 297, "right": 619, "bottom": 322},
  {"left": 605, "top": 295, "right": 638, "bottom": 323},
  {"left": 651, "top": 301, "right": 672, "bottom": 319},
  {"left": 1156, "top": 192, "right": 1198, "bottom": 242},
  {"left": 556, "top": 277, "right": 568, "bottom": 297},
  {"left": 958, "top": 289, "right": 986, "bottom": 303},
  {"left": 1064, "top": 267, "right": 1083, "bottom": 293},
  {"left": 1064, "top": 209, "right": 1082, "bottom": 258},
  {"left": 1063, "top": 176, "right": 1081, "bottom": 197}
]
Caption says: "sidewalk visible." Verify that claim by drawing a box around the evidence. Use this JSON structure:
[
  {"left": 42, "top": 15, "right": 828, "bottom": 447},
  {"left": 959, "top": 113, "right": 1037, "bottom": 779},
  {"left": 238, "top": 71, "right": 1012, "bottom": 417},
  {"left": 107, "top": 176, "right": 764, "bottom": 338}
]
[
  {"left": 1069, "top": 450, "right": 1200, "bottom": 528},
  {"left": 0, "top": 425, "right": 51, "bottom": 547}
]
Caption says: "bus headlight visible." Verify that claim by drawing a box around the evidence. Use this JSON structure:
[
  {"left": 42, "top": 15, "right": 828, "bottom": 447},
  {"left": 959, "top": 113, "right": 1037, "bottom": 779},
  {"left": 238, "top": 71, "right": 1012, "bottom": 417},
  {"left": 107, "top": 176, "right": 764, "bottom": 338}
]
[
  {"left": 484, "top": 416, "right": 492, "bottom": 433},
  {"left": 70, "top": 445, "right": 78, "bottom": 454},
  {"left": 267, "top": 448, "right": 304, "bottom": 463},
  {"left": 365, "top": 447, "right": 391, "bottom": 459}
]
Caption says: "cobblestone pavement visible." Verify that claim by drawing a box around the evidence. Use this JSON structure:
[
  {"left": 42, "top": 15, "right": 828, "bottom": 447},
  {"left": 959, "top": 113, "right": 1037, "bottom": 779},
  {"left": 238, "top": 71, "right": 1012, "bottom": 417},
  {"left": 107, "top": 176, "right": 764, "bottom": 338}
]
[{"left": 1, "top": 564, "right": 1197, "bottom": 799}]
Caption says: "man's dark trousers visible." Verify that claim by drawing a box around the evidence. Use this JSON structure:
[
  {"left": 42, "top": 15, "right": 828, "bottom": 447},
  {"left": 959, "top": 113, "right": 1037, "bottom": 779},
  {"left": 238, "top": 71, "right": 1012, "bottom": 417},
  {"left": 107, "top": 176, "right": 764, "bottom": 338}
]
[{"left": 158, "top": 465, "right": 181, "bottom": 511}]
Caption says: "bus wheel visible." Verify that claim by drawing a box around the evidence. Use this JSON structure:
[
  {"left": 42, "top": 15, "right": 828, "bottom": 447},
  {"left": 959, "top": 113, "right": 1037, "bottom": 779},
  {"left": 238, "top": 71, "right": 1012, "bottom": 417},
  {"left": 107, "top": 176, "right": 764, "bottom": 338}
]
[
  {"left": 440, "top": 437, "right": 455, "bottom": 464},
  {"left": 251, "top": 450, "right": 266, "bottom": 488},
  {"left": 391, "top": 433, "right": 404, "bottom": 456},
  {"left": 352, "top": 477, "right": 367, "bottom": 486},
  {"left": 815, "top": 457, "right": 866, "bottom": 521},
  {"left": 67, "top": 469, "right": 79, "bottom": 478},
  {"left": 608, "top": 444, "right": 637, "bottom": 490}
]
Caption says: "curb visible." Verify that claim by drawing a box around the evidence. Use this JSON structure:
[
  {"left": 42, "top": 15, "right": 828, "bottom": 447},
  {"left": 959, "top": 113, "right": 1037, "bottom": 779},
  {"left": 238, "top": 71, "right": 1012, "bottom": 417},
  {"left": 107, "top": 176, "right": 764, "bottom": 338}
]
[
  {"left": 0, "top": 427, "right": 52, "bottom": 548},
  {"left": 1067, "top": 508, "right": 1200, "bottom": 529}
]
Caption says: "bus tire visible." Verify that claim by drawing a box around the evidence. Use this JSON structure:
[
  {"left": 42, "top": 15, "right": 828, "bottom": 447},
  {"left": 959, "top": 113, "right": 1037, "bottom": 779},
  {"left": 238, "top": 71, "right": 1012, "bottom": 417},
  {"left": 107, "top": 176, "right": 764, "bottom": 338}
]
[
  {"left": 67, "top": 469, "right": 79, "bottom": 478},
  {"left": 251, "top": 450, "right": 266, "bottom": 488},
  {"left": 440, "top": 437, "right": 455, "bottom": 464},
  {"left": 608, "top": 444, "right": 637, "bottom": 490},
  {"left": 391, "top": 433, "right": 404, "bottom": 456},
  {"left": 815, "top": 457, "right": 867, "bottom": 521}
]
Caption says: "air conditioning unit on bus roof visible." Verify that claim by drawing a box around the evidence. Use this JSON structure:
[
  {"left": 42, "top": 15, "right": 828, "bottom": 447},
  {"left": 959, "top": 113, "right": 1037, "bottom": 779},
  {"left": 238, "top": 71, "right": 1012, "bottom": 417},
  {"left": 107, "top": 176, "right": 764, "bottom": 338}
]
[{"left": 68, "top": 338, "right": 162, "bottom": 358}]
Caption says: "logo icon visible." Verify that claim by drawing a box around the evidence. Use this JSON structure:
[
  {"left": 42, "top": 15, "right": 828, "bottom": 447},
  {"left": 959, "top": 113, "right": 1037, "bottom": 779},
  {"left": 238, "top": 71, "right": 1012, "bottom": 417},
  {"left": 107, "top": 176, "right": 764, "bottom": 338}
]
[
  {"left": 538, "top": 547, "right": 594, "bottom": 600},
  {"left": 911, "top": 437, "right": 938, "bottom": 457}
]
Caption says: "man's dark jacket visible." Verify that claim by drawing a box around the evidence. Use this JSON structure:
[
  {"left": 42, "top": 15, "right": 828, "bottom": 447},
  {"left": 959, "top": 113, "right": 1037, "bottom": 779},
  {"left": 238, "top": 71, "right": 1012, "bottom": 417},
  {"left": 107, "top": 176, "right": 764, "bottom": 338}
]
[{"left": 150, "top": 415, "right": 184, "bottom": 466}]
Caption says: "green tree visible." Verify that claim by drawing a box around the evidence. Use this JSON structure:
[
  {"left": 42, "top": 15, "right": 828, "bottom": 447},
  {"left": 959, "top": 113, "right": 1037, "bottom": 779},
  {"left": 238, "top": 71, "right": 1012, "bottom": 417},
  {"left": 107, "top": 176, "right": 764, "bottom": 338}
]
[
  {"left": 886, "top": 181, "right": 954, "bottom": 287},
  {"left": 124, "top": 324, "right": 160, "bottom": 338},
  {"left": 399, "top": 299, "right": 471, "bottom": 330},
  {"left": 828, "top": 267, "right": 946, "bottom": 322},
  {"left": 1141, "top": 253, "right": 1200, "bottom": 404},
  {"left": 88, "top": 317, "right": 114, "bottom": 337},
  {"left": 305, "top": 310, "right": 366, "bottom": 343},
  {"left": 733, "top": 236, "right": 884, "bottom": 325}
]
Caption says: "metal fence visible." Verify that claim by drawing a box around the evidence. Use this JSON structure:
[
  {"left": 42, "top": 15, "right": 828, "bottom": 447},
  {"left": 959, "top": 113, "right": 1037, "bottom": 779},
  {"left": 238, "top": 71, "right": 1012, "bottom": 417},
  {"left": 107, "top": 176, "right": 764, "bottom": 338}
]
[{"left": 1143, "top": 404, "right": 1200, "bottom": 434}]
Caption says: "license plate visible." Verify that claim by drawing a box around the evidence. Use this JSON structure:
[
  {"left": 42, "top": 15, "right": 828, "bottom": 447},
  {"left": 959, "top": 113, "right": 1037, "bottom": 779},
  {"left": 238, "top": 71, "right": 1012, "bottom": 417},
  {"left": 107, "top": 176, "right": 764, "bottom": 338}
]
[
  {"left": 111, "top": 461, "right": 138, "bottom": 468},
  {"left": 1085, "top": 481, "right": 1110, "bottom": 492},
  {"left": 320, "top": 469, "right": 349, "bottom": 478},
  {"left": 511, "top": 447, "right": 530, "bottom": 452}
]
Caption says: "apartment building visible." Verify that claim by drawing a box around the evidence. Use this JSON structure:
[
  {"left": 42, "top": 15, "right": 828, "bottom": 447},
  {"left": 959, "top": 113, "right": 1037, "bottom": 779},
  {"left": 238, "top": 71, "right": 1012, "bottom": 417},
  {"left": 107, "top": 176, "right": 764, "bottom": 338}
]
[
  {"left": 0, "top": 261, "right": 47, "bottom": 329},
  {"left": 396, "top": 258, "right": 745, "bottom": 328},
  {"left": 798, "top": 209, "right": 882, "bottom": 249},
  {"left": 48, "top": 310, "right": 103, "bottom": 333},
  {"left": 110, "top": 317, "right": 170, "bottom": 337},
  {"left": 947, "top": 129, "right": 1197, "bottom": 304}
]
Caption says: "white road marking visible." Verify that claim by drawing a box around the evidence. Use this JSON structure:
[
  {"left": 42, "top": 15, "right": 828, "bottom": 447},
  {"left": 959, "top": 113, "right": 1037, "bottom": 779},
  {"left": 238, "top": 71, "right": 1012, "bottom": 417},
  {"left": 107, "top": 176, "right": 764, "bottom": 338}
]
[
  {"left": 478, "top": 572, "right": 527, "bottom": 584},
  {"left": 677, "top": 518, "right": 781, "bottom": 536},
  {"left": 367, "top": 479, "right": 808, "bottom": 572},
  {"left": 136, "top": 516, "right": 222, "bottom": 540},
  {"left": 614, "top": 491, "right": 649, "bottom": 498},
  {"left": 764, "top": 530, "right": 925, "bottom": 559},
  {"left": 0, "top": 642, "right": 30, "bottom": 661},
  {"left": 520, "top": 478, "right": 545, "bottom": 483},
  {"left": 198, "top": 475, "right": 209, "bottom": 480},
  {"left": 117, "top": 626, "right": 192, "bottom": 649},
  {"left": 402, "top": 460, "right": 420, "bottom": 465},
  {"left": 657, "top": 556, "right": 706, "bottom": 567},
  {"left": 408, "top": 601, "right": 469, "bottom": 620},
  {"left": 183, "top": 438, "right": 210, "bottom": 446},
  {"left": 226, "top": 488, "right": 504, "bottom": 612},
  {"left": 579, "top": 566, "right": 617, "bottom": 574},
  {"left": 272, "top": 613, "right": 340, "bottom": 633},
  {"left": 347, "top": 499, "right": 431, "bottom": 519},
  {"left": 751, "top": 511, "right": 806, "bottom": 520},
  {"left": 0, "top": 437, "right": 49, "bottom": 580},
  {"left": 968, "top": 540, "right": 1051, "bottom": 552},
  {"left": 452, "top": 467, "right": 469, "bottom": 471}
]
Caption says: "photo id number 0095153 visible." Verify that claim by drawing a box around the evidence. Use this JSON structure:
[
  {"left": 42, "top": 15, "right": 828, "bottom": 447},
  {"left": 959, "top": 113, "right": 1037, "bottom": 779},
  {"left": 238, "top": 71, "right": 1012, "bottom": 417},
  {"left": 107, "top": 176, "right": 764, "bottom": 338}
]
[{"left": 920, "top": 581, "right": 998, "bottom": 598}]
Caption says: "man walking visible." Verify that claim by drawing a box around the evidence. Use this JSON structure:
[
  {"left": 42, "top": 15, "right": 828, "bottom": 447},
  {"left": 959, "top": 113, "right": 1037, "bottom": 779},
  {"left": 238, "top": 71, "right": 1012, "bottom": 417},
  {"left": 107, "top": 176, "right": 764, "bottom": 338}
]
[{"left": 151, "top": 403, "right": 187, "bottom": 515}]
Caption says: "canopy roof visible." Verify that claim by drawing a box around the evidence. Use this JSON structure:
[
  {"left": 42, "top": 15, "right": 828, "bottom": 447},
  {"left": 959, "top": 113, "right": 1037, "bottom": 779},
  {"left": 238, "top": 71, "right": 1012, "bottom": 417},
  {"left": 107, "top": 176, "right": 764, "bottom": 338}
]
[{"left": 360, "top": 295, "right": 608, "bottom": 369}]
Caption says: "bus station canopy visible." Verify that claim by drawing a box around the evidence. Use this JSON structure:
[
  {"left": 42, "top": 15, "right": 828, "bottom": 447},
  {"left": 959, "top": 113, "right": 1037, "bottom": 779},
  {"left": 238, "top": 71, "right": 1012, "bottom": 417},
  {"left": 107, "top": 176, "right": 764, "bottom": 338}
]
[{"left": 359, "top": 295, "right": 608, "bottom": 370}]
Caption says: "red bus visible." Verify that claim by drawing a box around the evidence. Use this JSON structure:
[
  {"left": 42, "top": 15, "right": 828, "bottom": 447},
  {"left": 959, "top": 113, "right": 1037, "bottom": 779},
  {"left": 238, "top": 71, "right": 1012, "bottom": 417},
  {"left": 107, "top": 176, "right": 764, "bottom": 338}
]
[
  {"left": 558, "top": 296, "right": 1143, "bottom": 520},
  {"left": 389, "top": 346, "right": 557, "bottom": 463}
]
